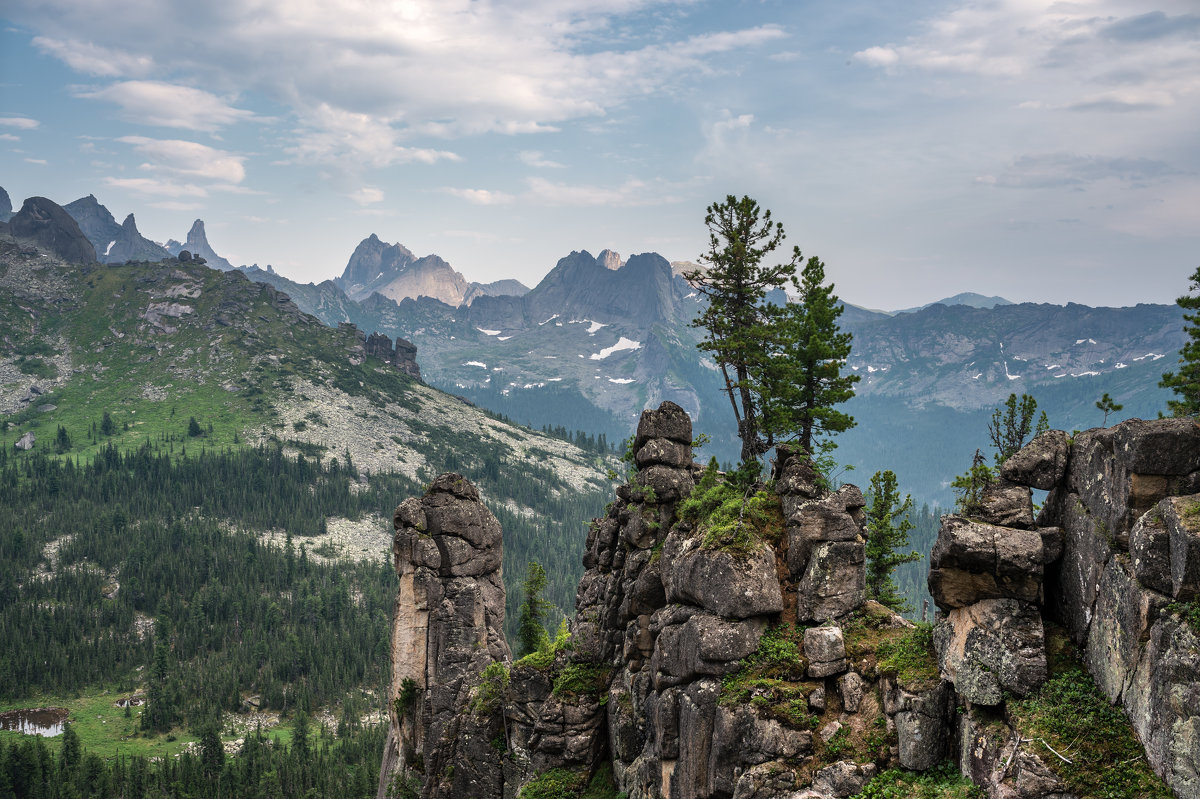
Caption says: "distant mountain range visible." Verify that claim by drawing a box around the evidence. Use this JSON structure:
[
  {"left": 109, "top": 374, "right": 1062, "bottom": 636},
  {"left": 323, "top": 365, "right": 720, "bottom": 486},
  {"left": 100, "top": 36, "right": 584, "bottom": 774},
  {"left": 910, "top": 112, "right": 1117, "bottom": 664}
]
[{"left": 4, "top": 187, "right": 1186, "bottom": 504}]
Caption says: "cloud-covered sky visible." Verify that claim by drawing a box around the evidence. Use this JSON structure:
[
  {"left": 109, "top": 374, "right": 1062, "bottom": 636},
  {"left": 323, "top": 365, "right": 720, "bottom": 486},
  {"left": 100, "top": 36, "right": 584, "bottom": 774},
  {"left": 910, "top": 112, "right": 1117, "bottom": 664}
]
[{"left": 1, "top": 0, "right": 1197, "bottom": 309}]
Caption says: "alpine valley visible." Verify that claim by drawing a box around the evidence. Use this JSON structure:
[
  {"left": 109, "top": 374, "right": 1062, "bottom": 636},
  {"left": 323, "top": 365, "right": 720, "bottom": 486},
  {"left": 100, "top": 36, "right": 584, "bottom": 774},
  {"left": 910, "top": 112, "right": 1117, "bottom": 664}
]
[{"left": 1, "top": 189, "right": 1194, "bottom": 799}]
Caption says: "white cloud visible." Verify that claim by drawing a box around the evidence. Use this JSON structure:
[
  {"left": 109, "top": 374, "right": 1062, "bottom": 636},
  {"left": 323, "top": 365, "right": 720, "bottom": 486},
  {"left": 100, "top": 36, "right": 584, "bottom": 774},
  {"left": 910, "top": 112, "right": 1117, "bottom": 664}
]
[
  {"left": 33, "top": 36, "right": 155, "bottom": 78},
  {"left": 0, "top": 116, "right": 39, "bottom": 129},
  {"left": 23, "top": 158, "right": 47, "bottom": 165},
  {"left": 8, "top": 0, "right": 782, "bottom": 165},
  {"left": 116, "top": 136, "right": 246, "bottom": 184},
  {"left": 77, "top": 81, "right": 254, "bottom": 132},
  {"left": 854, "top": 1, "right": 1200, "bottom": 111},
  {"left": 104, "top": 177, "right": 209, "bottom": 198},
  {"left": 525, "top": 176, "right": 682, "bottom": 207},
  {"left": 441, "top": 187, "right": 515, "bottom": 205},
  {"left": 519, "top": 150, "right": 565, "bottom": 169},
  {"left": 0, "top": 133, "right": 19, "bottom": 141},
  {"left": 349, "top": 186, "right": 385, "bottom": 206},
  {"left": 286, "top": 104, "right": 460, "bottom": 168},
  {"left": 853, "top": 46, "right": 899, "bottom": 68}
]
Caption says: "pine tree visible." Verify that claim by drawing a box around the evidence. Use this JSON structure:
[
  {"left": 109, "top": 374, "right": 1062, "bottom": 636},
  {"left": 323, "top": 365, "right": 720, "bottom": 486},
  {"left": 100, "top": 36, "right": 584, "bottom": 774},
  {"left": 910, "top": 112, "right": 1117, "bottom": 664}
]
[
  {"left": 864, "top": 470, "right": 920, "bottom": 613},
  {"left": 987, "top": 393, "right": 1047, "bottom": 465},
  {"left": 1096, "top": 392, "right": 1123, "bottom": 425},
  {"left": 1160, "top": 265, "right": 1200, "bottom": 416},
  {"left": 684, "top": 195, "right": 795, "bottom": 465}
]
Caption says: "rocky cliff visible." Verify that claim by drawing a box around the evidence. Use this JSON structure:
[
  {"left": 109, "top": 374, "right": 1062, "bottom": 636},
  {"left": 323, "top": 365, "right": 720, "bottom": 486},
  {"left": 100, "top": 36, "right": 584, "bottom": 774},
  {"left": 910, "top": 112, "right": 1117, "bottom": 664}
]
[
  {"left": 378, "top": 406, "right": 1199, "bottom": 799},
  {"left": 379, "top": 403, "right": 956, "bottom": 798}
]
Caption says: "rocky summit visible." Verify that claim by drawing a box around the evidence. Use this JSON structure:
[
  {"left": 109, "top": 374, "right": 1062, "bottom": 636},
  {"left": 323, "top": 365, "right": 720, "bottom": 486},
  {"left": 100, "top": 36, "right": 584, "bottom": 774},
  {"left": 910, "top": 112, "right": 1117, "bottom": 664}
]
[{"left": 378, "top": 405, "right": 1200, "bottom": 799}]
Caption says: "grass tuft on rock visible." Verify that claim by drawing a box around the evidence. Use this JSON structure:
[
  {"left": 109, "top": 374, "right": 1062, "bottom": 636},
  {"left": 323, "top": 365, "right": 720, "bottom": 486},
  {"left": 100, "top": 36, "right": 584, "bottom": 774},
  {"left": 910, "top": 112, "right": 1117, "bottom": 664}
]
[{"left": 677, "top": 464, "right": 783, "bottom": 556}]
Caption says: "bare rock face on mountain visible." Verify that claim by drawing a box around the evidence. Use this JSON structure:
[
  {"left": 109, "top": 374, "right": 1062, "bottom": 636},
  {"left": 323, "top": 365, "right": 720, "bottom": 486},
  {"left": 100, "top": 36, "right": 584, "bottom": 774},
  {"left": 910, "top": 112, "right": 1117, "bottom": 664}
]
[
  {"left": 166, "top": 220, "right": 234, "bottom": 271},
  {"left": 64, "top": 195, "right": 170, "bottom": 263},
  {"left": 364, "top": 331, "right": 422, "bottom": 380},
  {"left": 8, "top": 197, "right": 96, "bottom": 264},
  {"left": 376, "top": 473, "right": 511, "bottom": 799},
  {"left": 337, "top": 233, "right": 523, "bottom": 307},
  {"left": 0, "top": 185, "right": 12, "bottom": 222}
]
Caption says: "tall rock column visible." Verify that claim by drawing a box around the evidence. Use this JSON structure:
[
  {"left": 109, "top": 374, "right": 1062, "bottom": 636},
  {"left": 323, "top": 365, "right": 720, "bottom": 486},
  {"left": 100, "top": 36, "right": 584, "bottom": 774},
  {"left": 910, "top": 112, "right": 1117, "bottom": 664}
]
[{"left": 377, "top": 473, "right": 510, "bottom": 799}]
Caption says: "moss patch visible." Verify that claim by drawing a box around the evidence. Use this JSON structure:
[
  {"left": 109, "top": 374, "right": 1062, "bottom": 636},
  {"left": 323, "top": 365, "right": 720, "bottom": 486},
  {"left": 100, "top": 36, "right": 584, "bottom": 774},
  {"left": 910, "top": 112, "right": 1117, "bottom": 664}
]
[
  {"left": 851, "top": 760, "right": 983, "bottom": 799},
  {"left": 1008, "top": 659, "right": 1174, "bottom": 799},
  {"left": 874, "top": 624, "right": 938, "bottom": 691},
  {"left": 678, "top": 466, "right": 783, "bottom": 556}
]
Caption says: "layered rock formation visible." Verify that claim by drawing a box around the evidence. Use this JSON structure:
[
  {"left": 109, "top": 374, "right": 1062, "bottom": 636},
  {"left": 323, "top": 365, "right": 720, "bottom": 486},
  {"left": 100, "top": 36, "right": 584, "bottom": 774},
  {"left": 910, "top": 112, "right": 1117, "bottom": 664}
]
[
  {"left": 63, "top": 194, "right": 171, "bottom": 263},
  {"left": 8, "top": 197, "right": 96, "bottom": 264},
  {"left": 380, "top": 408, "right": 1199, "bottom": 799},
  {"left": 166, "top": 220, "right": 235, "bottom": 271},
  {"left": 364, "top": 331, "right": 421, "bottom": 380}
]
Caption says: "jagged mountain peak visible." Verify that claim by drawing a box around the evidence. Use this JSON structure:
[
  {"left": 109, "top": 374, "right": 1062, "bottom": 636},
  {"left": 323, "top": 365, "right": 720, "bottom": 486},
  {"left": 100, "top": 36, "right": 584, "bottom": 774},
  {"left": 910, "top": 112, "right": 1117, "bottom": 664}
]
[
  {"left": 598, "top": 248, "right": 624, "bottom": 270},
  {"left": 165, "top": 218, "right": 235, "bottom": 270},
  {"left": 0, "top": 185, "right": 12, "bottom": 222}
]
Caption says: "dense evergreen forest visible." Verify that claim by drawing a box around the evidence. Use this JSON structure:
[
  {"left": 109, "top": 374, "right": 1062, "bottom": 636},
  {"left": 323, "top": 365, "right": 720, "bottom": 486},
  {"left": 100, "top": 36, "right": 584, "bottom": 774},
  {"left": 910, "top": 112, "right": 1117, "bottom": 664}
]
[
  {"left": 0, "top": 718, "right": 384, "bottom": 799},
  {"left": 0, "top": 437, "right": 609, "bottom": 711}
]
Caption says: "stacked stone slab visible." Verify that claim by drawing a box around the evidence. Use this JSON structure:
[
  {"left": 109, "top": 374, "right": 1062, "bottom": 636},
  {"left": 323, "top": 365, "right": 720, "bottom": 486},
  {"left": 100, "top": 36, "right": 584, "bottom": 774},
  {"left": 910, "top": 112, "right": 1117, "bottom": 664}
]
[
  {"left": 364, "top": 330, "right": 422, "bottom": 380},
  {"left": 930, "top": 420, "right": 1200, "bottom": 799},
  {"left": 514, "top": 403, "right": 931, "bottom": 799},
  {"left": 376, "top": 473, "right": 510, "bottom": 799}
]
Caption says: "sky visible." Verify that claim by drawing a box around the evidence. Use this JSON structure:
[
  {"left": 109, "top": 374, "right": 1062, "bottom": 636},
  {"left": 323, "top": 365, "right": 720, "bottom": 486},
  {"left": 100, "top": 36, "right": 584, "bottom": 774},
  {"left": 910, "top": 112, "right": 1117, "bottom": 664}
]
[{"left": 1, "top": 0, "right": 1197, "bottom": 310}]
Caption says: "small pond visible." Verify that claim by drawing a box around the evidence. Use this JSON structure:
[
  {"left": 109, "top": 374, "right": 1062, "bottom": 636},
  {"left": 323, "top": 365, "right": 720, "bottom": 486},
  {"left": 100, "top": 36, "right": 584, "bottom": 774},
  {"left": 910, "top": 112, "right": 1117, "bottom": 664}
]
[{"left": 0, "top": 707, "right": 70, "bottom": 736}]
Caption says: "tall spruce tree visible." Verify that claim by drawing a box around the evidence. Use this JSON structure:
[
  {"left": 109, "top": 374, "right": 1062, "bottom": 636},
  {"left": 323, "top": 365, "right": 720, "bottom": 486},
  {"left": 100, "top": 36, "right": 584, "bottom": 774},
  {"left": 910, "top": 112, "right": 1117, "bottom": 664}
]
[
  {"left": 517, "top": 561, "right": 552, "bottom": 657},
  {"left": 1161, "top": 265, "right": 1200, "bottom": 416},
  {"left": 685, "top": 195, "right": 857, "bottom": 465},
  {"left": 864, "top": 470, "right": 920, "bottom": 613},
  {"left": 766, "top": 255, "right": 859, "bottom": 456}
]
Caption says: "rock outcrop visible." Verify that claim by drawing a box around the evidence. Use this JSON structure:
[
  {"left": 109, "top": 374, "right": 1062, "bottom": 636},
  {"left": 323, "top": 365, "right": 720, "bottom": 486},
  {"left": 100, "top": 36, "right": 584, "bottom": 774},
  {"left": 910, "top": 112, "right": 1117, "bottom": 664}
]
[
  {"left": 166, "top": 220, "right": 235, "bottom": 271},
  {"left": 926, "top": 417, "right": 1200, "bottom": 799},
  {"left": 381, "top": 403, "right": 956, "bottom": 799},
  {"left": 8, "top": 197, "right": 97, "bottom": 264},
  {"left": 377, "top": 473, "right": 511, "bottom": 799},
  {"left": 380, "top": 411, "right": 1198, "bottom": 799},
  {"left": 364, "top": 331, "right": 422, "bottom": 380}
]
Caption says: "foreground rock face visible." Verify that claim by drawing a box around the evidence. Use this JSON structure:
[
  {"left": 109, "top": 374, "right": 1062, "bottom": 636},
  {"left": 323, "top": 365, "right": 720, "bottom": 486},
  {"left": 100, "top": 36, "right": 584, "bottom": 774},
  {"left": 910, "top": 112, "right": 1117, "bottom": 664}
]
[
  {"left": 376, "top": 473, "right": 510, "bottom": 799},
  {"left": 933, "top": 417, "right": 1200, "bottom": 799}
]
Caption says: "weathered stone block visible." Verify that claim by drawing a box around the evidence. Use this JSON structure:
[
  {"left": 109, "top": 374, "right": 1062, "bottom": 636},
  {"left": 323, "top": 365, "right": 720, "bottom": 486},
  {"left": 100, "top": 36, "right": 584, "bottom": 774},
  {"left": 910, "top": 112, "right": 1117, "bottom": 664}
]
[
  {"left": 1000, "top": 429, "right": 1069, "bottom": 490},
  {"left": 804, "top": 626, "right": 847, "bottom": 678},
  {"left": 928, "top": 516, "right": 1043, "bottom": 610},
  {"left": 1085, "top": 555, "right": 1169, "bottom": 704},
  {"left": 1131, "top": 504, "right": 1174, "bottom": 595},
  {"left": 797, "top": 540, "right": 866, "bottom": 621},
  {"left": 934, "top": 598, "right": 1046, "bottom": 705},
  {"left": 663, "top": 533, "right": 783, "bottom": 619},
  {"left": 975, "top": 479, "right": 1035, "bottom": 528},
  {"left": 1113, "top": 417, "right": 1200, "bottom": 475},
  {"left": 635, "top": 438, "right": 692, "bottom": 469},
  {"left": 1163, "top": 494, "right": 1200, "bottom": 600},
  {"left": 653, "top": 612, "right": 766, "bottom": 683},
  {"left": 637, "top": 464, "right": 694, "bottom": 503},
  {"left": 634, "top": 400, "right": 692, "bottom": 450}
]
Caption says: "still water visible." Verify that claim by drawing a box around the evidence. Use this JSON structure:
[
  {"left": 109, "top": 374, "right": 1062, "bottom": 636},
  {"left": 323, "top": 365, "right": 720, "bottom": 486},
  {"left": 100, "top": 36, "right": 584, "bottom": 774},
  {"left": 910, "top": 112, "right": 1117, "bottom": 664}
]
[{"left": 0, "top": 707, "right": 69, "bottom": 736}]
